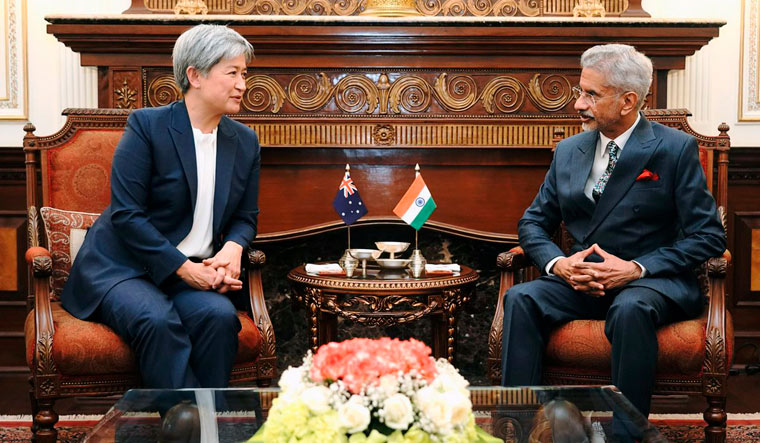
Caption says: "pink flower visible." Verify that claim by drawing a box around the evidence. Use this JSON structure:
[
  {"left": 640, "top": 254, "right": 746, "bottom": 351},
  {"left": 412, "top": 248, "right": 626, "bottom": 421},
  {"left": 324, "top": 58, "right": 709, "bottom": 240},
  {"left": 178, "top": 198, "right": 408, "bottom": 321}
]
[{"left": 309, "top": 338, "right": 438, "bottom": 394}]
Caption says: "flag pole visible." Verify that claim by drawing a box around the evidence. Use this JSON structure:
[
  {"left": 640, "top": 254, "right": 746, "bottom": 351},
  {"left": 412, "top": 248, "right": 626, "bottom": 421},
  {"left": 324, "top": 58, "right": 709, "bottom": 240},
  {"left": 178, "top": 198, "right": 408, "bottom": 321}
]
[
  {"left": 346, "top": 163, "right": 351, "bottom": 250},
  {"left": 409, "top": 163, "right": 426, "bottom": 278},
  {"left": 414, "top": 164, "right": 420, "bottom": 250}
]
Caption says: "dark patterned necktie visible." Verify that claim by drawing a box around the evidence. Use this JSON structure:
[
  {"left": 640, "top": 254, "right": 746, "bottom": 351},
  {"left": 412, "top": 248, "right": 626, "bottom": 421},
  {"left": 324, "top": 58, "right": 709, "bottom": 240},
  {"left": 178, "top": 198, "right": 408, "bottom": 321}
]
[{"left": 592, "top": 141, "right": 620, "bottom": 202}]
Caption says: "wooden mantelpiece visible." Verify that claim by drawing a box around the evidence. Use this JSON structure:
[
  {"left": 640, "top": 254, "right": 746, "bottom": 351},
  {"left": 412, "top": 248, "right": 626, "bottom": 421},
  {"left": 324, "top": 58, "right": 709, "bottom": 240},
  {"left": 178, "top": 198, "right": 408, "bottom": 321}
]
[{"left": 45, "top": 15, "right": 724, "bottom": 243}]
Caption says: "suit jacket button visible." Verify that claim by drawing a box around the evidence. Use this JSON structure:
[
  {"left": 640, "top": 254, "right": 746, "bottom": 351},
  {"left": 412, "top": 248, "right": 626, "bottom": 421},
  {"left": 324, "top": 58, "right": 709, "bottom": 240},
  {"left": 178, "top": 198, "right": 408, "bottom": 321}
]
[{"left": 633, "top": 206, "right": 640, "bottom": 213}]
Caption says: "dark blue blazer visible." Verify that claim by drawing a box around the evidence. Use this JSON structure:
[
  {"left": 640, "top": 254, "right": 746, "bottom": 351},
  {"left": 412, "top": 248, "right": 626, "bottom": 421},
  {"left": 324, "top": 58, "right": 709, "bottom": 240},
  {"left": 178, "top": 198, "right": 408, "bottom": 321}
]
[
  {"left": 518, "top": 115, "right": 725, "bottom": 316},
  {"left": 62, "top": 100, "right": 261, "bottom": 319}
]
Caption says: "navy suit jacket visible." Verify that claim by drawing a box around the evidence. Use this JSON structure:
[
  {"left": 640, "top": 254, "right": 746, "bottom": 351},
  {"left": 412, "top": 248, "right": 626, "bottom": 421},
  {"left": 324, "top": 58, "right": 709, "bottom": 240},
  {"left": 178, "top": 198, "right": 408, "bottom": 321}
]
[
  {"left": 518, "top": 115, "right": 725, "bottom": 316},
  {"left": 62, "top": 100, "right": 261, "bottom": 319}
]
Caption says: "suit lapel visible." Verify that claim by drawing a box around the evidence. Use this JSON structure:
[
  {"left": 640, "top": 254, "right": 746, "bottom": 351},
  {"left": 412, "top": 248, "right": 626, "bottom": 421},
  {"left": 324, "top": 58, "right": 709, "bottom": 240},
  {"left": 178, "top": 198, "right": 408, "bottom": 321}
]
[
  {"left": 168, "top": 100, "right": 198, "bottom": 210},
  {"left": 570, "top": 130, "right": 598, "bottom": 218},
  {"left": 585, "top": 115, "right": 658, "bottom": 238},
  {"left": 213, "top": 117, "right": 238, "bottom": 235}
]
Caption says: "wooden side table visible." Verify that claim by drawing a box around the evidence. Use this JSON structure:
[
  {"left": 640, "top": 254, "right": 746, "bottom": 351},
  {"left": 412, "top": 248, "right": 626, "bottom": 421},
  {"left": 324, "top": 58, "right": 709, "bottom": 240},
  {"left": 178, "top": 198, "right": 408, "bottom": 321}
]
[{"left": 288, "top": 265, "right": 479, "bottom": 362}]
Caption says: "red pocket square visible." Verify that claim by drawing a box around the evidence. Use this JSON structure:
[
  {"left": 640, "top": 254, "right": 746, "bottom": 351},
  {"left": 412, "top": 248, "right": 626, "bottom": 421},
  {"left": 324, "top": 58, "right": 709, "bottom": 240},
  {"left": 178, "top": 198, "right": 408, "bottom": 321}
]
[{"left": 636, "top": 169, "right": 659, "bottom": 182}]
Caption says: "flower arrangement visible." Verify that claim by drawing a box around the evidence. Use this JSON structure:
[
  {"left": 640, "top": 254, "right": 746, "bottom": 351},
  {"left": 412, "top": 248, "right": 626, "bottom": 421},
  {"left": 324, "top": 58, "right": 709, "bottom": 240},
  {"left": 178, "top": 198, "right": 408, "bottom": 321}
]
[{"left": 249, "top": 337, "right": 501, "bottom": 443}]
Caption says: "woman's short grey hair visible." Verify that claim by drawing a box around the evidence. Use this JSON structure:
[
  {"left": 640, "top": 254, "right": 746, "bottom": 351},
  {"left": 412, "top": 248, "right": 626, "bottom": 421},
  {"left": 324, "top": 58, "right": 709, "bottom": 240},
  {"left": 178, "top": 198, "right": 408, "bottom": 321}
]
[
  {"left": 172, "top": 24, "right": 254, "bottom": 93},
  {"left": 580, "top": 44, "right": 653, "bottom": 110}
]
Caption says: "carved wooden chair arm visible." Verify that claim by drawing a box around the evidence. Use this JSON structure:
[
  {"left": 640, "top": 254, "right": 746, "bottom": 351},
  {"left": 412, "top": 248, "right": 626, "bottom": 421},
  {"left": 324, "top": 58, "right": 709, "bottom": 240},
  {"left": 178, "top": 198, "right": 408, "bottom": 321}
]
[
  {"left": 702, "top": 249, "right": 732, "bottom": 408},
  {"left": 244, "top": 248, "right": 276, "bottom": 380},
  {"left": 24, "top": 246, "right": 59, "bottom": 379},
  {"left": 496, "top": 246, "right": 529, "bottom": 272}
]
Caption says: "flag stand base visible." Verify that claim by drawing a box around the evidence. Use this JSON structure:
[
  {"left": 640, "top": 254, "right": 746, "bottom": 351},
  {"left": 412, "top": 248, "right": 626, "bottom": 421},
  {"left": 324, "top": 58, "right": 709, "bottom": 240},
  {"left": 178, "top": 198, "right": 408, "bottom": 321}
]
[{"left": 409, "top": 249, "right": 426, "bottom": 278}]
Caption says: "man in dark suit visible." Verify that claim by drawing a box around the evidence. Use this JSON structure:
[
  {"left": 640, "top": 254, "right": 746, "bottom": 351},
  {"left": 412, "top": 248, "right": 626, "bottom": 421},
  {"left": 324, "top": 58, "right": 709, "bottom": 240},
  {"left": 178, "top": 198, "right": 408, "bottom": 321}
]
[
  {"left": 62, "top": 24, "right": 260, "bottom": 389},
  {"left": 500, "top": 44, "right": 726, "bottom": 419}
]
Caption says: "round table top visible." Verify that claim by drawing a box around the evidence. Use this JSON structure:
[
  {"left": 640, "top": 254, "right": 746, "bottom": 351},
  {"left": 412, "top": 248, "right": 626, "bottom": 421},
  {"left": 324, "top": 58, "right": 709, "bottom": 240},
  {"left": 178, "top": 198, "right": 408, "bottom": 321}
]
[{"left": 287, "top": 263, "right": 479, "bottom": 292}]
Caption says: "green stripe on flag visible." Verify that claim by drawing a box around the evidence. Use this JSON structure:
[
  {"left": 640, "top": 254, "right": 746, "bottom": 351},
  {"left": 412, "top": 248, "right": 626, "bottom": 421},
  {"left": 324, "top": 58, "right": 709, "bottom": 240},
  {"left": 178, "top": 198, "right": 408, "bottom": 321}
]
[{"left": 410, "top": 197, "right": 436, "bottom": 230}]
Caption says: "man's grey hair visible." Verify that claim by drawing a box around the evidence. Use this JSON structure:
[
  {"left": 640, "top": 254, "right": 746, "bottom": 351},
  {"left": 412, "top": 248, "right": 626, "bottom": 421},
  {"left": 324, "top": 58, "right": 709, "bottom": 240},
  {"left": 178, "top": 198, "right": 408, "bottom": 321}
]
[
  {"left": 172, "top": 24, "right": 254, "bottom": 93},
  {"left": 580, "top": 44, "right": 653, "bottom": 110}
]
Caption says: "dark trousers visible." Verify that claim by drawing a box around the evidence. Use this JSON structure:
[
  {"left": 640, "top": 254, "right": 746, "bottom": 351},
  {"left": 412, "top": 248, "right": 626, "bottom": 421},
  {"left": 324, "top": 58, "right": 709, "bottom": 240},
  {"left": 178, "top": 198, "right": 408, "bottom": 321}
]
[
  {"left": 95, "top": 277, "right": 241, "bottom": 389},
  {"left": 500, "top": 276, "right": 685, "bottom": 417}
]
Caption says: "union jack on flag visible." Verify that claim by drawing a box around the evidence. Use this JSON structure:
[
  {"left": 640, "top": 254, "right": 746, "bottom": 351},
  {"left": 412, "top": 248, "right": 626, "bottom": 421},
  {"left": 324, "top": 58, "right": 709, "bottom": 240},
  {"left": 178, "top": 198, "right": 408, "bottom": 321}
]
[
  {"left": 339, "top": 174, "right": 357, "bottom": 198},
  {"left": 332, "top": 167, "right": 368, "bottom": 225}
]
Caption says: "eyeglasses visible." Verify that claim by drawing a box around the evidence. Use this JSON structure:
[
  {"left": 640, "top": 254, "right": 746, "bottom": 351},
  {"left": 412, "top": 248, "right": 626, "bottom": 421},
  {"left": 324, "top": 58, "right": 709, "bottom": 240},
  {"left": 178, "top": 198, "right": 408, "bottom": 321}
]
[{"left": 571, "top": 86, "right": 625, "bottom": 107}]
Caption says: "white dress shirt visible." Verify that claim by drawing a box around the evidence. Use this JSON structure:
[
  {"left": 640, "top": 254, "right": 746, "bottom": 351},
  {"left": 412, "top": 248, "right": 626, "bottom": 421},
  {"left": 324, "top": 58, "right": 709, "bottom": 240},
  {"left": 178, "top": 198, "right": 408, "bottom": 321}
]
[
  {"left": 176, "top": 127, "right": 217, "bottom": 259},
  {"left": 546, "top": 114, "right": 646, "bottom": 277}
]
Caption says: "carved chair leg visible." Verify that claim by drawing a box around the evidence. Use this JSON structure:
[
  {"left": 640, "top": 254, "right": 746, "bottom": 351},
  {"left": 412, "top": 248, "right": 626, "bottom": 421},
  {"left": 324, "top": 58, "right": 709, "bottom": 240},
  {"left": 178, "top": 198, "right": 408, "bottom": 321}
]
[
  {"left": 28, "top": 378, "right": 39, "bottom": 437},
  {"left": 32, "top": 398, "right": 58, "bottom": 443},
  {"left": 703, "top": 394, "right": 727, "bottom": 443}
]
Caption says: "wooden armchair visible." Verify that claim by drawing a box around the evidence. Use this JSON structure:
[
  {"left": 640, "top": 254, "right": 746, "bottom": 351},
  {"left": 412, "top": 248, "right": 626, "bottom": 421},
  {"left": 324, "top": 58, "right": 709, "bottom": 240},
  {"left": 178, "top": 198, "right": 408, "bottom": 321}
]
[
  {"left": 22, "top": 109, "right": 276, "bottom": 443},
  {"left": 487, "top": 110, "right": 733, "bottom": 443}
]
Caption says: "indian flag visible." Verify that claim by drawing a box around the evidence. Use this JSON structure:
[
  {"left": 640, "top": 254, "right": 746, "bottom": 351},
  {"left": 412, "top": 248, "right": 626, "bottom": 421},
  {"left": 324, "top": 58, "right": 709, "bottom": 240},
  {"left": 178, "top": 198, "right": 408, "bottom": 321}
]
[{"left": 393, "top": 174, "right": 436, "bottom": 230}]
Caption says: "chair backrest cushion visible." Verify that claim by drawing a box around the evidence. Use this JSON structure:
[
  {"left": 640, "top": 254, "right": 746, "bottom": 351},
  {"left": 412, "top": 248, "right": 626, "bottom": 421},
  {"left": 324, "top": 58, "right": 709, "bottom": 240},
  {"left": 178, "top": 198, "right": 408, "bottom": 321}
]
[
  {"left": 43, "top": 129, "right": 121, "bottom": 213},
  {"left": 40, "top": 207, "right": 100, "bottom": 300}
]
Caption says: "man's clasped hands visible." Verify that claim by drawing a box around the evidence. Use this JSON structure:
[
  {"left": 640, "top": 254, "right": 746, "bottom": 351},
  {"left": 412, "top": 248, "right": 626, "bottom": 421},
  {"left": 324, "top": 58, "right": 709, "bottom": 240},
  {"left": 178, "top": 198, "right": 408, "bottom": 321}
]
[
  {"left": 175, "top": 241, "right": 244, "bottom": 293},
  {"left": 551, "top": 244, "right": 642, "bottom": 297}
]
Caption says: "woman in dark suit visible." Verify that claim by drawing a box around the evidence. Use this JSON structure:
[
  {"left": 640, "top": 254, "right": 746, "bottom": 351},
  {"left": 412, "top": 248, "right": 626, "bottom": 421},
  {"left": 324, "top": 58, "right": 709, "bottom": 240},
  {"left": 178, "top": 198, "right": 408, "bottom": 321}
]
[{"left": 62, "top": 24, "right": 260, "bottom": 388}]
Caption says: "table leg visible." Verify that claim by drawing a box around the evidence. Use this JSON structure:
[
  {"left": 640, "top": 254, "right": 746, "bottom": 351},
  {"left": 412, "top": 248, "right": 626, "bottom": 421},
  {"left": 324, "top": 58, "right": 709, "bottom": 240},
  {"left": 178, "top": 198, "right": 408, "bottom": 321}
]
[
  {"left": 431, "top": 313, "right": 448, "bottom": 360},
  {"left": 319, "top": 309, "right": 337, "bottom": 347}
]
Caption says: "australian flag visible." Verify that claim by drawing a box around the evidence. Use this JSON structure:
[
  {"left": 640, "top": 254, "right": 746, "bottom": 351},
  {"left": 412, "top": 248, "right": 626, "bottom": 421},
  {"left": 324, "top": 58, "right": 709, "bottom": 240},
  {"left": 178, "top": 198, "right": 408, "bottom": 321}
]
[{"left": 332, "top": 169, "right": 368, "bottom": 225}]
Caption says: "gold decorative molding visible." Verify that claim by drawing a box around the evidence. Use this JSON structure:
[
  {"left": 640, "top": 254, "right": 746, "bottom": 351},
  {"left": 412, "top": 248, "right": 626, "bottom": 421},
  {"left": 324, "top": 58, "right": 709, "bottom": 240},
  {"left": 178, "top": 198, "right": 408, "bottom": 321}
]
[
  {"left": 145, "top": 70, "right": 575, "bottom": 115},
  {"left": 146, "top": 75, "right": 182, "bottom": 107},
  {"left": 114, "top": 79, "right": 137, "bottom": 110},
  {"left": 174, "top": 0, "right": 208, "bottom": 14},
  {"left": 573, "top": 0, "right": 606, "bottom": 17},
  {"left": 361, "top": 0, "right": 421, "bottom": 16},
  {"left": 247, "top": 121, "right": 582, "bottom": 148},
  {"left": 139, "top": 0, "right": 633, "bottom": 16}
]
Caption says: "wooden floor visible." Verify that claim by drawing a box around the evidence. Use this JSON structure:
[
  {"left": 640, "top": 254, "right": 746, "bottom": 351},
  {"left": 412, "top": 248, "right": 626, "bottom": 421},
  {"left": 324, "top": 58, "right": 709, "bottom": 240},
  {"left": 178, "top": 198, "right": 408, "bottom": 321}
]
[{"left": 2, "top": 370, "right": 758, "bottom": 416}]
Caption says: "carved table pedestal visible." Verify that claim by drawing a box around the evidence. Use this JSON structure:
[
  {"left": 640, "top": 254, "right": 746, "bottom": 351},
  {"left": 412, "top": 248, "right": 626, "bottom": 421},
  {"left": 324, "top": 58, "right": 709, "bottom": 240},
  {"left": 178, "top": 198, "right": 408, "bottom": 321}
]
[{"left": 288, "top": 264, "right": 479, "bottom": 362}]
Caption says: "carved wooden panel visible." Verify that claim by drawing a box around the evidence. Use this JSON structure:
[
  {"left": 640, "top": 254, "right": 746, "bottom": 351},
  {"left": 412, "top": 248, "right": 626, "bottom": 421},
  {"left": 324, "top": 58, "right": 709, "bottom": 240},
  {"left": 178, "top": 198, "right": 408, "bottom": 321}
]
[
  {"left": 129, "top": 0, "right": 645, "bottom": 16},
  {"left": 733, "top": 212, "right": 760, "bottom": 307},
  {"left": 145, "top": 68, "right": 579, "bottom": 116},
  {"left": 0, "top": 212, "right": 26, "bottom": 299},
  {"left": 112, "top": 70, "right": 141, "bottom": 110}
]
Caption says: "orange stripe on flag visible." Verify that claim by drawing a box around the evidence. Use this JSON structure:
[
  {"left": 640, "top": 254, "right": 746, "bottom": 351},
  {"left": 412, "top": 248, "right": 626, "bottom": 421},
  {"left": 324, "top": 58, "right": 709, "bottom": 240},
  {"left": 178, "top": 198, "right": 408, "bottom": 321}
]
[{"left": 393, "top": 175, "right": 426, "bottom": 216}]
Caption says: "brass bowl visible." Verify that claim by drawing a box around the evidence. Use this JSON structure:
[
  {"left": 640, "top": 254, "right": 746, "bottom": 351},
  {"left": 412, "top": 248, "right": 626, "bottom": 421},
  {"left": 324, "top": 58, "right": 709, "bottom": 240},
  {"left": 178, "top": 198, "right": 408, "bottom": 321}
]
[{"left": 375, "top": 258, "right": 411, "bottom": 269}]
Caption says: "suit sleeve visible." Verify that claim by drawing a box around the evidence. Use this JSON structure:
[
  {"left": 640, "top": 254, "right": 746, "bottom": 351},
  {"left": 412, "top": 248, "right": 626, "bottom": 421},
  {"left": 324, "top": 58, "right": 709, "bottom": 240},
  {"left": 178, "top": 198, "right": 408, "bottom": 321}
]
[
  {"left": 109, "top": 112, "right": 188, "bottom": 284},
  {"left": 223, "top": 131, "right": 261, "bottom": 248},
  {"left": 518, "top": 148, "right": 567, "bottom": 273},
  {"left": 634, "top": 137, "right": 726, "bottom": 275}
]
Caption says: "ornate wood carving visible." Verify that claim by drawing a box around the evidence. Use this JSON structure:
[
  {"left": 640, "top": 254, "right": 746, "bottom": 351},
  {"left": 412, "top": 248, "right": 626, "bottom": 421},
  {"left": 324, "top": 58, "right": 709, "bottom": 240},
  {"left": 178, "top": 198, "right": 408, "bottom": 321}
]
[
  {"left": 113, "top": 71, "right": 140, "bottom": 110},
  {"left": 28, "top": 206, "right": 40, "bottom": 249},
  {"left": 35, "top": 331, "right": 57, "bottom": 375},
  {"left": 32, "top": 256, "right": 52, "bottom": 278},
  {"left": 704, "top": 326, "right": 727, "bottom": 375},
  {"left": 114, "top": 79, "right": 137, "bottom": 110},
  {"left": 147, "top": 70, "right": 574, "bottom": 115},
  {"left": 129, "top": 0, "right": 642, "bottom": 16}
]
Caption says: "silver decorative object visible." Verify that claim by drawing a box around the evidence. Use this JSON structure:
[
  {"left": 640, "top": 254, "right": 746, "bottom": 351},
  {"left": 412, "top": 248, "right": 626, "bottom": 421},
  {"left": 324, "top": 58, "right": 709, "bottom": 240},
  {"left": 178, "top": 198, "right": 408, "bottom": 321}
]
[
  {"left": 375, "top": 241, "right": 410, "bottom": 259},
  {"left": 409, "top": 249, "right": 426, "bottom": 278},
  {"left": 348, "top": 248, "right": 381, "bottom": 277}
]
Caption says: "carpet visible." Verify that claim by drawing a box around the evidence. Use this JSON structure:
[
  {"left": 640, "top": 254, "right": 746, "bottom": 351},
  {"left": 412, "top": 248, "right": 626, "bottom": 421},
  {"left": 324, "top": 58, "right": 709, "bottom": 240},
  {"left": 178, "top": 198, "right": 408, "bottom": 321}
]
[{"left": 0, "top": 414, "right": 758, "bottom": 442}]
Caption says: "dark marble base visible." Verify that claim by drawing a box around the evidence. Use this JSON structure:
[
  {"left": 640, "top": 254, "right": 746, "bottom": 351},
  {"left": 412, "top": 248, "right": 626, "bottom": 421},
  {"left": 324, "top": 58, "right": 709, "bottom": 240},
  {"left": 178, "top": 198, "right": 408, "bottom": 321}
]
[{"left": 254, "top": 225, "right": 514, "bottom": 386}]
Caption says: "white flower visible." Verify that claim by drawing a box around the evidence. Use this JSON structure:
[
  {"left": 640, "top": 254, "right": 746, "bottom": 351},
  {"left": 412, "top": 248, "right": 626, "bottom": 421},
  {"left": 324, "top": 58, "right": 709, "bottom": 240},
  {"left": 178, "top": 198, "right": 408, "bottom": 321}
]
[
  {"left": 300, "top": 385, "right": 332, "bottom": 414},
  {"left": 377, "top": 374, "right": 399, "bottom": 397},
  {"left": 382, "top": 393, "right": 414, "bottom": 430},
  {"left": 441, "top": 390, "right": 471, "bottom": 427},
  {"left": 415, "top": 387, "right": 450, "bottom": 432},
  {"left": 338, "top": 395, "right": 371, "bottom": 434},
  {"left": 432, "top": 362, "right": 469, "bottom": 395},
  {"left": 278, "top": 366, "right": 306, "bottom": 393}
]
